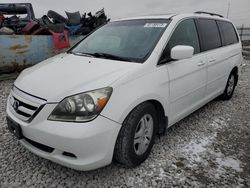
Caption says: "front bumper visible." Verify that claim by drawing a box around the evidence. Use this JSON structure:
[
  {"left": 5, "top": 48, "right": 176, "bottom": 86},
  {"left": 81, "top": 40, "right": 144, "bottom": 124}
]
[{"left": 6, "top": 100, "right": 121, "bottom": 171}]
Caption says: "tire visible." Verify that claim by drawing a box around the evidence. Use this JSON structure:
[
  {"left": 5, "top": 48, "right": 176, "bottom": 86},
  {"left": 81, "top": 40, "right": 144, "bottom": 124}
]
[
  {"left": 47, "top": 10, "right": 66, "bottom": 24},
  {"left": 220, "top": 72, "right": 237, "bottom": 100},
  {"left": 114, "top": 102, "right": 158, "bottom": 167}
]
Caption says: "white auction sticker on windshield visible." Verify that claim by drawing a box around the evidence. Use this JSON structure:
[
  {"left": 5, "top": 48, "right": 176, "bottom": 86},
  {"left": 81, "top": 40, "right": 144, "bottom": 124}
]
[{"left": 144, "top": 23, "right": 168, "bottom": 28}]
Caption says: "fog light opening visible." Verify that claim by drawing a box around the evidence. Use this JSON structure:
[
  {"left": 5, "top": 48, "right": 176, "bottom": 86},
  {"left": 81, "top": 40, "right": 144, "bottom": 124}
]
[{"left": 62, "top": 151, "right": 77, "bottom": 158}]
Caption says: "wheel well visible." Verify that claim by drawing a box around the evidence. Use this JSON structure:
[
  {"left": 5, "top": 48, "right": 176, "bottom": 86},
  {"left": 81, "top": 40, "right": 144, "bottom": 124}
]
[
  {"left": 231, "top": 67, "right": 238, "bottom": 84},
  {"left": 147, "top": 100, "right": 168, "bottom": 135}
]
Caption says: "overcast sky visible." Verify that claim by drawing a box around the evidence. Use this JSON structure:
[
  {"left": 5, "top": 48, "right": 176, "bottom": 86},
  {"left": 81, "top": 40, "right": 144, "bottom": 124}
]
[{"left": 2, "top": 0, "right": 250, "bottom": 26}]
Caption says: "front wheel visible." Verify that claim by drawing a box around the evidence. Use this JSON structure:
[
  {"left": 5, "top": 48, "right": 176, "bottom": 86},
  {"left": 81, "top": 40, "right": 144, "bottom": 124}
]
[
  {"left": 114, "top": 102, "right": 157, "bottom": 167},
  {"left": 220, "top": 72, "right": 237, "bottom": 100}
]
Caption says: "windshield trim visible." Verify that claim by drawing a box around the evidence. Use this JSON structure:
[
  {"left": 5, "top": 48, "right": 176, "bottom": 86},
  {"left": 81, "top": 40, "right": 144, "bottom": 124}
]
[{"left": 67, "top": 19, "right": 170, "bottom": 63}]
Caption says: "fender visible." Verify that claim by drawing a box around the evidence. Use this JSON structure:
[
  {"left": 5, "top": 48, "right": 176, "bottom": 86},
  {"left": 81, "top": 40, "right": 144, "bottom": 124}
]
[{"left": 101, "top": 65, "right": 170, "bottom": 124}]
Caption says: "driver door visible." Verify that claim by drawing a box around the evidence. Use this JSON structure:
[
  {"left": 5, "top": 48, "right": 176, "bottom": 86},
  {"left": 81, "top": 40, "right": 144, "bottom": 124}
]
[{"left": 160, "top": 19, "right": 207, "bottom": 125}]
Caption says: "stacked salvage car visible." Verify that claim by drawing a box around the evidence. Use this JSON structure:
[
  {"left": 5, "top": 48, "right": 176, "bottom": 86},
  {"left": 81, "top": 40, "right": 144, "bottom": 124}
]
[
  {"left": 0, "top": 3, "right": 109, "bottom": 48},
  {"left": 0, "top": 3, "right": 109, "bottom": 35},
  {"left": 46, "top": 9, "right": 109, "bottom": 35},
  {"left": 0, "top": 3, "right": 35, "bottom": 35}
]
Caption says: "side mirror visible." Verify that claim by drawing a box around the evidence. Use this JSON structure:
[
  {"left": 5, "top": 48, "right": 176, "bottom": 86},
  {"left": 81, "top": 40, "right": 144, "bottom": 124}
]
[{"left": 170, "top": 45, "right": 194, "bottom": 60}]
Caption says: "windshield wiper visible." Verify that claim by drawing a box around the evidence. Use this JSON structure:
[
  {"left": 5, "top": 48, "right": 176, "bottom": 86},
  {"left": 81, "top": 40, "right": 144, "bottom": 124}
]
[
  {"left": 70, "top": 52, "right": 94, "bottom": 57},
  {"left": 69, "top": 51, "right": 132, "bottom": 62},
  {"left": 91, "top": 52, "right": 132, "bottom": 62}
]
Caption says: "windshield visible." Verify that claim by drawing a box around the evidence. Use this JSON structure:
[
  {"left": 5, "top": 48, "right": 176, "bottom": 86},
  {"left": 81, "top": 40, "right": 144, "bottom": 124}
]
[{"left": 71, "top": 19, "right": 170, "bottom": 63}]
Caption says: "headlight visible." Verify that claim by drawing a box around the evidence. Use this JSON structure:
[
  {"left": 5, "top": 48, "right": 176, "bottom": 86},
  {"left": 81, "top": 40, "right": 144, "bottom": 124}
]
[{"left": 48, "top": 87, "right": 112, "bottom": 122}]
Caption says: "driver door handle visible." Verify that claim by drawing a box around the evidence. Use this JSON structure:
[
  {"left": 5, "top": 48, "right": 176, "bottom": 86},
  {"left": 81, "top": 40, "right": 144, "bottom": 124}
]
[
  {"left": 197, "top": 61, "right": 205, "bottom": 66},
  {"left": 209, "top": 57, "right": 216, "bottom": 62}
]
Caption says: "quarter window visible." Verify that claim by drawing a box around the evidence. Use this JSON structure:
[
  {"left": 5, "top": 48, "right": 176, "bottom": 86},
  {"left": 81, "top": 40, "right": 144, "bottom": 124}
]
[
  {"left": 217, "top": 21, "right": 239, "bottom": 46},
  {"left": 197, "top": 19, "right": 221, "bottom": 51}
]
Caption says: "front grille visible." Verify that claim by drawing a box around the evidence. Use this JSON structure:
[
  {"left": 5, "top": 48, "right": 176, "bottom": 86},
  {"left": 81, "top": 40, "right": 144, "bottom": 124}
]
[{"left": 8, "top": 87, "right": 47, "bottom": 122}]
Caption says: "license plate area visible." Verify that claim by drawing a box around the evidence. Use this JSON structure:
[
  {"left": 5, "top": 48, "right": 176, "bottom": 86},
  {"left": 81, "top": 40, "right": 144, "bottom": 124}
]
[{"left": 6, "top": 117, "right": 23, "bottom": 140}]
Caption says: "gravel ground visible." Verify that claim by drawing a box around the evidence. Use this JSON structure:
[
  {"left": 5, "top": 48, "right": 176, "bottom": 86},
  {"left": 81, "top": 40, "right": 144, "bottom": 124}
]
[{"left": 0, "top": 61, "right": 250, "bottom": 188}]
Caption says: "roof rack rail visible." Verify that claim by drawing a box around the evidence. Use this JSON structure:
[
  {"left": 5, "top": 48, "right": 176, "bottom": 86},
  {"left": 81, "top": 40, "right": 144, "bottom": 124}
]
[{"left": 194, "top": 11, "right": 224, "bottom": 18}]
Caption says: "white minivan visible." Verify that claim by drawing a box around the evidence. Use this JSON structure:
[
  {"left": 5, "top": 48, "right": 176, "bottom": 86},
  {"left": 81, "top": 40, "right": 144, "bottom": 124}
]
[{"left": 6, "top": 12, "right": 243, "bottom": 171}]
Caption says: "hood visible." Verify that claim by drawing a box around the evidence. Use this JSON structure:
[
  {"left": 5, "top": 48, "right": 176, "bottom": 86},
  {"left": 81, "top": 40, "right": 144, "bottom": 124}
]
[{"left": 15, "top": 53, "right": 139, "bottom": 102}]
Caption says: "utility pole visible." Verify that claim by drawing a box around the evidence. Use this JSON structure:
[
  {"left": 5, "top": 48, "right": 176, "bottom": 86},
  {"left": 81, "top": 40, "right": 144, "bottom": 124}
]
[
  {"left": 226, "top": 1, "right": 231, "bottom": 18},
  {"left": 240, "top": 24, "right": 244, "bottom": 41}
]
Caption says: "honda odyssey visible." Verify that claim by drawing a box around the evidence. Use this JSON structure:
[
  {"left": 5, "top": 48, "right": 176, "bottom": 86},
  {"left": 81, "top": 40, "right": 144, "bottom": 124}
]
[{"left": 6, "top": 12, "right": 243, "bottom": 170}]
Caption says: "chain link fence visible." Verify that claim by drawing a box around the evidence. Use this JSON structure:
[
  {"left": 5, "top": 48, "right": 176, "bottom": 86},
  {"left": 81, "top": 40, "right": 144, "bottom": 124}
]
[{"left": 237, "top": 25, "right": 250, "bottom": 41}]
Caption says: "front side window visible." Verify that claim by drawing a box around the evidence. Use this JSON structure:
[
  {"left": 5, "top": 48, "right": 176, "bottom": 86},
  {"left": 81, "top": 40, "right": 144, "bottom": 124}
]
[
  {"left": 217, "top": 21, "right": 239, "bottom": 46},
  {"left": 71, "top": 19, "right": 170, "bottom": 63},
  {"left": 160, "top": 19, "right": 200, "bottom": 63},
  {"left": 197, "top": 19, "right": 221, "bottom": 51}
]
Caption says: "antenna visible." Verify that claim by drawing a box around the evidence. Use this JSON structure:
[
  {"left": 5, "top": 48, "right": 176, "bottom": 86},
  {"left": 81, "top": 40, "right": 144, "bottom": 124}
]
[{"left": 226, "top": 1, "right": 231, "bottom": 18}]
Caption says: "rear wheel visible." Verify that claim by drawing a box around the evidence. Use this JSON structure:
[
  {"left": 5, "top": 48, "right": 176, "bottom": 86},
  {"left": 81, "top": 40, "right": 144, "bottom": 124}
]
[
  {"left": 114, "top": 102, "right": 157, "bottom": 167},
  {"left": 220, "top": 72, "right": 237, "bottom": 100}
]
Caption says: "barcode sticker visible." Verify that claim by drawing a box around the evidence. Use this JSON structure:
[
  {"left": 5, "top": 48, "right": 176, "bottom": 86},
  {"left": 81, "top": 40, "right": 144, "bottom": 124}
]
[{"left": 144, "top": 23, "right": 168, "bottom": 28}]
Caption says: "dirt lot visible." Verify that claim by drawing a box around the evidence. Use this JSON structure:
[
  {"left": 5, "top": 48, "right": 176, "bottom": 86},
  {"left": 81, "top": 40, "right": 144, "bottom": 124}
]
[{"left": 0, "top": 61, "right": 249, "bottom": 187}]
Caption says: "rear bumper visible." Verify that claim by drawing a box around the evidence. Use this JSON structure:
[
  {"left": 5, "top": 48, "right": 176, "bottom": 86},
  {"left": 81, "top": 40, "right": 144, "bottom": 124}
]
[{"left": 7, "top": 100, "right": 122, "bottom": 171}]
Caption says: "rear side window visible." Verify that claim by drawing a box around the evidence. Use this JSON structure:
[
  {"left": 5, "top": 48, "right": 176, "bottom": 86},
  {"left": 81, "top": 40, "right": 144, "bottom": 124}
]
[
  {"left": 217, "top": 21, "right": 239, "bottom": 46},
  {"left": 197, "top": 19, "right": 221, "bottom": 51}
]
